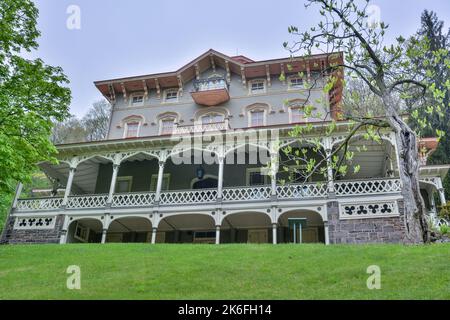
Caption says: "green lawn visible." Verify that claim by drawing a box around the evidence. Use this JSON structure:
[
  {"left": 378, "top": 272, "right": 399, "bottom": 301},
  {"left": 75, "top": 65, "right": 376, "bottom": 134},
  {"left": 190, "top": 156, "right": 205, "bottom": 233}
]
[{"left": 0, "top": 243, "right": 449, "bottom": 300}]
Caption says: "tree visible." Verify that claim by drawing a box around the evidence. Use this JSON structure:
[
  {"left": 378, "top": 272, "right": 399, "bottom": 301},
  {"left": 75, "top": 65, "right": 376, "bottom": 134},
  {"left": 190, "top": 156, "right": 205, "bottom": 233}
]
[
  {"left": 406, "top": 10, "right": 450, "bottom": 199},
  {"left": 282, "top": 0, "right": 446, "bottom": 243},
  {"left": 0, "top": 0, "right": 71, "bottom": 229},
  {"left": 82, "top": 100, "right": 111, "bottom": 142},
  {"left": 51, "top": 116, "right": 87, "bottom": 145}
]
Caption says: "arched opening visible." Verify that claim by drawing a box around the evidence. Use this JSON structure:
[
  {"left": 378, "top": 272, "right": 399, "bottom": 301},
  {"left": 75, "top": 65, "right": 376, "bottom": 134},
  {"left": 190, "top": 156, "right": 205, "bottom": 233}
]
[
  {"left": 278, "top": 210, "right": 325, "bottom": 244},
  {"left": 106, "top": 216, "right": 152, "bottom": 243},
  {"left": 157, "top": 214, "right": 216, "bottom": 244},
  {"left": 66, "top": 218, "right": 103, "bottom": 243},
  {"left": 221, "top": 211, "right": 272, "bottom": 244}
]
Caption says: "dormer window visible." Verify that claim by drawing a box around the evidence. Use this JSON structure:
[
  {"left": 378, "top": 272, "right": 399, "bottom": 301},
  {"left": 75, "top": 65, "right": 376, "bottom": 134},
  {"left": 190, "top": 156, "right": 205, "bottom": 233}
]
[
  {"left": 125, "top": 122, "right": 140, "bottom": 138},
  {"left": 249, "top": 79, "right": 266, "bottom": 95},
  {"left": 289, "top": 77, "right": 304, "bottom": 89},
  {"left": 164, "top": 89, "right": 179, "bottom": 103},
  {"left": 131, "top": 94, "right": 144, "bottom": 106}
]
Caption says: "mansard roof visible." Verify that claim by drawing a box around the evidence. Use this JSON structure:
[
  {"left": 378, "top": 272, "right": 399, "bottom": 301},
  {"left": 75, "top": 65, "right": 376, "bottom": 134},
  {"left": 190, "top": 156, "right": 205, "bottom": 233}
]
[{"left": 94, "top": 49, "right": 343, "bottom": 102}]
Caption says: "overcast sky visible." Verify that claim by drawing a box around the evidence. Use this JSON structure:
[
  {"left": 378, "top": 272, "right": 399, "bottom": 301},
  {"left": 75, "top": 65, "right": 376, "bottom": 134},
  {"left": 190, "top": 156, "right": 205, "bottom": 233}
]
[{"left": 31, "top": 0, "right": 450, "bottom": 117}]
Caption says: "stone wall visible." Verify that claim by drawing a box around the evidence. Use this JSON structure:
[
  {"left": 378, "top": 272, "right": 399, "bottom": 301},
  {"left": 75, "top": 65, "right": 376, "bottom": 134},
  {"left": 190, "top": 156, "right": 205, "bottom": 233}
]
[
  {"left": 0, "top": 214, "right": 65, "bottom": 245},
  {"left": 326, "top": 200, "right": 406, "bottom": 244}
]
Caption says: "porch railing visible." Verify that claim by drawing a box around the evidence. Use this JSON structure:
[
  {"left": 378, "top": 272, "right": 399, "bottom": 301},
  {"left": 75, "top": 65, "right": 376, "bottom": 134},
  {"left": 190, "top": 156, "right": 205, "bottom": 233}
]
[
  {"left": 16, "top": 197, "right": 63, "bottom": 211},
  {"left": 67, "top": 194, "right": 108, "bottom": 209},
  {"left": 15, "top": 178, "right": 403, "bottom": 211},
  {"left": 112, "top": 192, "right": 155, "bottom": 207},
  {"left": 159, "top": 189, "right": 217, "bottom": 205},
  {"left": 173, "top": 122, "right": 228, "bottom": 134},
  {"left": 277, "top": 183, "right": 327, "bottom": 199},
  {"left": 222, "top": 185, "right": 272, "bottom": 202},
  {"left": 334, "top": 178, "right": 402, "bottom": 196}
]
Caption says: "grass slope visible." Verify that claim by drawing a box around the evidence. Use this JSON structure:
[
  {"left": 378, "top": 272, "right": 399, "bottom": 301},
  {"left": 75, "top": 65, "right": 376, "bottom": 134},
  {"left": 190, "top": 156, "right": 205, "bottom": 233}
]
[{"left": 0, "top": 243, "right": 449, "bottom": 300}]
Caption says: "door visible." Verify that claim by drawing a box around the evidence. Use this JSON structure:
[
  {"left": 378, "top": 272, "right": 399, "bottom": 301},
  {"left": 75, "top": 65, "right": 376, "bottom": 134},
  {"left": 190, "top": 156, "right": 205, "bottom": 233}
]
[{"left": 247, "top": 229, "right": 268, "bottom": 243}]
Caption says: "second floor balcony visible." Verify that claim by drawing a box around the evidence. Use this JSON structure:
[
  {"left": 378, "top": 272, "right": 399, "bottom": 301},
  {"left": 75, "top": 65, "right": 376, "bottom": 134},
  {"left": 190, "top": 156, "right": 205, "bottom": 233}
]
[{"left": 191, "top": 77, "right": 230, "bottom": 106}]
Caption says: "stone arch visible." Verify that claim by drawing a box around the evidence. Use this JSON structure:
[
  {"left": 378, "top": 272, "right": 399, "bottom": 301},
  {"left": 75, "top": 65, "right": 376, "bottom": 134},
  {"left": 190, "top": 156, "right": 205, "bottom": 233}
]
[
  {"left": 277, "top": 209, "right": 325, "bottom": 244},
  {"left": 220, "top": 210, "right": 273, "bottom": 244},
  {"left": 66, "top": 217, "right": 103, "bottom": 243},
  {"left": 106, "top": 216, "right": 153, "bottom": 243}
]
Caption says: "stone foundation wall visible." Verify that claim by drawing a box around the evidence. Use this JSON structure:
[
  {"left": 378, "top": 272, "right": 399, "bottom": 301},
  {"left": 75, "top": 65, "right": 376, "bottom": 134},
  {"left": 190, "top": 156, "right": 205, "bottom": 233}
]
[
  {"left": 327, "top": 200, "right": 406, "bottom": 244},
  {"left": 0, "top": 214, "right": 65, "bottom": 245}
]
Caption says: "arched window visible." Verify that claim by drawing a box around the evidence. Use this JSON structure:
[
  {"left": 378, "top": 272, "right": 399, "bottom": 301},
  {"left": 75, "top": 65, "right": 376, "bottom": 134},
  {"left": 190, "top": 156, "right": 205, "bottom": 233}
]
[
  {"left": 157, "top": 112, "right": 180, "bottom": 135},
  {"left": 287, "top": 100, "right": 309, "bottom": 124},
  {"left": 121, "top": 115, "right": 145, "bottom": 138},
  {"left": 201, "top": 112, "right": 225, "bottom": 125},
  {"left": 245, "top": 104, "right": 269, "bottom": 127}
]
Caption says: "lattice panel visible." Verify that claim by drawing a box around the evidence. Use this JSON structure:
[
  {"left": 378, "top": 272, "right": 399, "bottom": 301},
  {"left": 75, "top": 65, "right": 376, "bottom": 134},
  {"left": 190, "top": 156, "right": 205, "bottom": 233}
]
[
  {"left": 159, "top": 189, "right": 217, "bottom": 205},
  {"left": 67, "top": 195, "right": 108, "bottom": 209},
  {"left": 222, "top": 186, "right": 272, "bottom": 202},
  {"left": 277, "top": 183, "right": 327, "bottom": 199},
  {"left": 14, "top": 216, "right": 56, "bottom": 230},
  {"left": 16, "top": 198, "right": 63, "bottom": 211},
  {"left": 339, "top": 201, "right": 399, "bottom": 219},
  {"left": 335, "top": 179, "right": 401, "bottom": 196},
  {"left": 112, "top": 192, "right": 155, "bottom": 207}
]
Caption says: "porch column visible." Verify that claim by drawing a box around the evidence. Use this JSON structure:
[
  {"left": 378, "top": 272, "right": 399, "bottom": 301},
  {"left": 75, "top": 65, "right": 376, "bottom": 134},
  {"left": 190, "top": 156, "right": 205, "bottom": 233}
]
[
  {"left": 217, "top": 156, "right": 225, "bottom": 200},
  {"left": 62, "top": 167, "right": 76, "bottom": 206},
  {"left": 436, "top": 177, "right": 447, "bottom": 205},
  {"left": 101, "top": 229, "right": 107, "bottom": 244},
  {"left": 270, "top": 152, "right": 278, "bottom": 196},
  {"left": 326, "top": 149, "right": 335, "bottom": 195},
  {"left": 324, "top": 222, "right": 330, "bottom": 245},
  {"left": 107, "top": 164, "right": 120, "bottom": 204},
  {"left": 11, "top": 182, "right": 23, "bottom": 209},
  {"left": 272, "top": 223, "right": 277, "bottom": 244},
  {"left": 155, "top": 160, "right": 166, "bottom": 202},
  {"left": 151, "top": 227, "right": 157, "bottom": 244},
  {"left": 59, "top": 230, "right": 67, "bottom": 244},
  {"left": 215, "top": 225, "right": 220, "bottom": 245}
]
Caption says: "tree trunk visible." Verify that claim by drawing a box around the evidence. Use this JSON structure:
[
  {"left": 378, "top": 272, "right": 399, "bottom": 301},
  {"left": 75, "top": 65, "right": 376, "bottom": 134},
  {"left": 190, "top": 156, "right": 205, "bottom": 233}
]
[{"left": 383, "top": 94, "right": 429, "bottom": 243}]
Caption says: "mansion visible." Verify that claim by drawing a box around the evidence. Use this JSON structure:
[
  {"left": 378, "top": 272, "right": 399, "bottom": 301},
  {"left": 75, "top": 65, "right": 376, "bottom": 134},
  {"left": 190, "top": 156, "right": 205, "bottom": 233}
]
[{"left": 1, "top": 49, "right": 448, "bottom": 245}]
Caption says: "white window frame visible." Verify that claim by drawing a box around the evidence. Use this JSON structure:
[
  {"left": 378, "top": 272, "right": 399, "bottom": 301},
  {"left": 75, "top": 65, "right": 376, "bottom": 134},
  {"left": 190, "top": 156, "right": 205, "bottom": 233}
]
[
  {"left": 159, "top": 117, "right": 176, "bottom": 135},
  {"left": 163, "top": 88, "right": 179, "bottom": 103},
  {"left": 248, "top": 79, "right": 266, "bottom": 95},
  {"left": 123, "top": 121, "right": 141, "bottom": 138},
  {"left": 129, "top": 93, "right": 145, "bottom": 107},
  {"left": 246, "top": 168, "right": 269, "bottom": 186},
  {"left": 288, "top": 106, "right": 305, "bottom": 124},
  {"left": 200, "top": 112, "right": 225, "bottom": 125},
  {"left": 150, "top": 173, "right": 171, "bottom": 191},
  {"left": 288, "top": 76, "right": 304, "bottom": 90},
  {"left": 115, "top": 176, "right": 133, "bottom": 193},
  {"left": 247, "top": 108, "right": 267, "bottom": 127}
]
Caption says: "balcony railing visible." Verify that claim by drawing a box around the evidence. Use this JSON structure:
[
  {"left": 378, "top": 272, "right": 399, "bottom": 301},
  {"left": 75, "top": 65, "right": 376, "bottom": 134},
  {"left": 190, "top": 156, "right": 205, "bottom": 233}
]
[
  {"left": 193, "top": 77, "right": 227, "bottom": 92},
  {"left": 15, "top": 178, "right": 402, "bottom": 212},
  {"left": 173, "top": 122, "right": 229, "bottom": 135}
]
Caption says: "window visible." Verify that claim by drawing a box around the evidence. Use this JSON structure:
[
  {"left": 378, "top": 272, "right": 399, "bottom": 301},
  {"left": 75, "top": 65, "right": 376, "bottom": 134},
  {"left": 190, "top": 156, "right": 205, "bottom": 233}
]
[
  {"left": 249, "top": 80, "right": 266, "bottom": 94},
  {"left": 250, "top": 110, "right": 265, "bottom": 127},
  {"left": 290, "top": 107, "right": 304, "bottom": 123},
  {"left": 125, "top": 122, "right": 140, "bottom": 138},
  {"left": 160, "top": 118, "right": 175, "bottom": 135},
  {"left": 115, "top": 176, "right": 132, "bottom": 193},
  {"left": 131, "top": 94, "right": 144, "bottom": 106},
  {"left": 246, "top": 168, "right": 268, "bottom": 186},
  {"left": 74, "top": 223, "right": 89, "bottom": 242},
  {"left": 150, "top": 174, "right": 170, "bottom": 191},
  {"left": 289, "top": 77, "right": 304, "bottom": 89},
  {"left": 201, "top": 113, "right": 225, "bottom": 124},
  {"left": 164, "top": 89, "right": 179, "bottom": 102}
]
